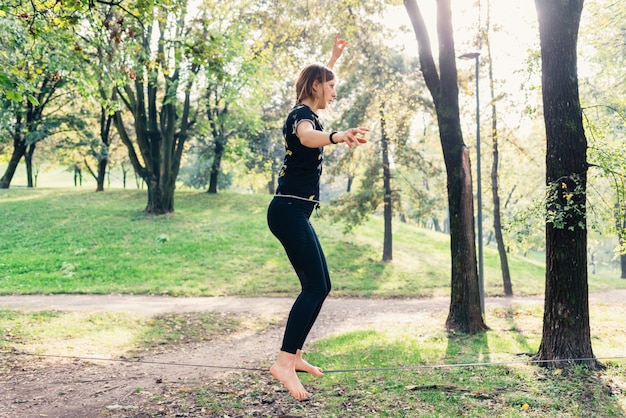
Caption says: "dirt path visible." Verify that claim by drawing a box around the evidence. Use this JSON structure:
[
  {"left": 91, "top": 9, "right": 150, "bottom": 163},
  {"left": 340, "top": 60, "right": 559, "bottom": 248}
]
[{"left": 1, "top": 291, "right": 624, "bottom": 417}]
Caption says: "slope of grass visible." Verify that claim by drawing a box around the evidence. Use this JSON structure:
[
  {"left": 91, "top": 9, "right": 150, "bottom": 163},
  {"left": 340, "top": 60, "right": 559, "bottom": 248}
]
[{"left": 1, "top": 188, "right": 623, "bottom": 297}]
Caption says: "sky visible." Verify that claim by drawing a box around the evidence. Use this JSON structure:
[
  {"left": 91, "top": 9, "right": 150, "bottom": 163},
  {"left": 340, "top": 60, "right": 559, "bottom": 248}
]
[
  {"left": 384, "top": 1, "right": 539, "bottom": 75},
  {"left": 383, "top": 1, "right": 541, "bottom": 135}
]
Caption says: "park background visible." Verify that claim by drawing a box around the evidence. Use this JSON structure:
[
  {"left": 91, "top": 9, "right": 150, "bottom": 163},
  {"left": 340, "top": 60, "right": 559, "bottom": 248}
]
[{"left": 1, "top": 0, "right": 626, "bottom": 416}]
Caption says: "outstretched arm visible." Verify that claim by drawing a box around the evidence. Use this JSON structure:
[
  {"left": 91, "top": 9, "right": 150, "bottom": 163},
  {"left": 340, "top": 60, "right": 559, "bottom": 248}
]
[
  {"left": 297, "top": 121, "right": 368, "bottom": 149},
  {"left": 327, "top": 32, "right": 347, "bottom": 69}
]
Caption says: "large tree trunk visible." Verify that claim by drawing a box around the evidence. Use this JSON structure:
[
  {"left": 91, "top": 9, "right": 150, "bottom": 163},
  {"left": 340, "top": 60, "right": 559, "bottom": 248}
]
[
  {"left": 145, "top": 174, "right": 174, "bottom": 213},
  {"left": 404, "top": 0, "right": 486, "bottom": 333},
  {"left": 534, "top": 0, "right": 600, "bottom": 369},
  {"left": 446, "top": 147, "right": 486, "bottom": 331},
  {"left": 381, "top": 103, "right": 393, "bottom": 262}
]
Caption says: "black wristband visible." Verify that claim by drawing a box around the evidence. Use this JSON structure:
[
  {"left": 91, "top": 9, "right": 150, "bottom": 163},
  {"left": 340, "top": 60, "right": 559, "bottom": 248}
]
[{"left": 329, "top": 131, "right": 338, "bottom": 144}]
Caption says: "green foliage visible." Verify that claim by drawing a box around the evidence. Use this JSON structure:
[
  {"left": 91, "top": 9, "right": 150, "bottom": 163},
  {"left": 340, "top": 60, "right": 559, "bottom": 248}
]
[
  {"left": 546, "top": 174, "right": 587, "bottom": 231},
  {"left": 580, "top": 0, "right": 626, "bottom": 258},
  {"left": 327, "top": 162, "right": 384, "bottom": 232}
]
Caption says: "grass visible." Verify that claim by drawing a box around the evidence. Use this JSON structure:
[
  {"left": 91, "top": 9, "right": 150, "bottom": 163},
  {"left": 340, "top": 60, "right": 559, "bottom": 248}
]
[
  {"left": 200, "top": 302, "right": 626, "bottom": 417},
  {"left": 1, "top": 188, "right": 625, "bottom": 416},
  {"left": 1, "top": 302, "right": 624, "bottom": 417},
  {"left": 0, "top": 309, "right": 250, "bottom": 358},
  {"left": 1, "top": 188, "right": 624, "bottom": 298}
]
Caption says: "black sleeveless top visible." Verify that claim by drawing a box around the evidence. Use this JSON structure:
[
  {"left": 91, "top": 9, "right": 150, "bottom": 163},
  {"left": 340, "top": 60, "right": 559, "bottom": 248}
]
[{"left": 275, "top": 104, "right": 324, "bottom": 202}]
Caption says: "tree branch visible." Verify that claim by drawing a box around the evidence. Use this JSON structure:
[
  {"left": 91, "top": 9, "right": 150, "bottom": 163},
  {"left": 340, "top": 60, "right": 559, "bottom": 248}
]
[{"left": 403, "top": 0, "right": 441, "bottom": 98}]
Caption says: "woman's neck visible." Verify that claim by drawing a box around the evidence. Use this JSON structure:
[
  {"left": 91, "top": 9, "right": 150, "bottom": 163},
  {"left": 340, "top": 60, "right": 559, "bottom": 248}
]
[{"left": 300, "top": 98, "right": 319, "bottom": 114}]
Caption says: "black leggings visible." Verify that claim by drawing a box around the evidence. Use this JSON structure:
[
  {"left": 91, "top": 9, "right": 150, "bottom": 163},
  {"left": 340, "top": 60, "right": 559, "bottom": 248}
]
[{"left": 267, "top": 197, "right": 331, "bottom": 354}]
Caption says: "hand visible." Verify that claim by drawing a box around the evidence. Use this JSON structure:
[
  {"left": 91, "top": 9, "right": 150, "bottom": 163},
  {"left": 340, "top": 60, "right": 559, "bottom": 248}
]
[
  {"left": 339, "top": 127, "right": 369, "bottom": 148},
  {"left": 332, "top": 32, "right": 347, "bottom": 60},
  {"left": 327, "top": 32, "right": 347, "bottom": 69}
]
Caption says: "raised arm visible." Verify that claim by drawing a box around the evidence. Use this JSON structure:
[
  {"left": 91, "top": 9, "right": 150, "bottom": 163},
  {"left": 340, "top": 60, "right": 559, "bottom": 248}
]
[{"left": 327, "top": 32, "right": 347, "bottom": 69}]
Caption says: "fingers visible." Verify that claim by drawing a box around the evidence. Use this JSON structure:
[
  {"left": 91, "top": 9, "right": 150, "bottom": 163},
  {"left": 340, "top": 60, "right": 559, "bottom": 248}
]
[
  {"left": 343, "top": 127, "right": 369, "bottom": 147},
  {"left": 334, "top": 32, "right": 347, "bottom": 51}
]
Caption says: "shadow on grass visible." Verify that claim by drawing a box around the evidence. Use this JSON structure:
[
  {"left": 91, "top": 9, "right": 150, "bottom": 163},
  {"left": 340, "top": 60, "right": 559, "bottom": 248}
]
[{"left": 445, "top": 330, "right": 491, "bottom": 365}]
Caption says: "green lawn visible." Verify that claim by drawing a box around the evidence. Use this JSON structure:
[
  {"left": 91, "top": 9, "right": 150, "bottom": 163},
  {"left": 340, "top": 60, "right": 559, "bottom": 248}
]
[{"left": 1, "top": 188, "right": 624, "bottom": 297}]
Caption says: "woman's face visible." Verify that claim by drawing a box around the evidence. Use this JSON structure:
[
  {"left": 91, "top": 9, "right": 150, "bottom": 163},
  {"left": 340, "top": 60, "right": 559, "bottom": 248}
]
[{"left": 315, "top": 78, "right": 337, "bottom": 110}]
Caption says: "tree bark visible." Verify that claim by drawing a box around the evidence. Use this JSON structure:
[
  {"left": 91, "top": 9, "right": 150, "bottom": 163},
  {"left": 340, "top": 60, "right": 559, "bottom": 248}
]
[
  {"left": 534, "top": 0, "right": 600, "bottom": 369},
  {"left": 404, "top": 0, "right": 486, "bottom": 333}
]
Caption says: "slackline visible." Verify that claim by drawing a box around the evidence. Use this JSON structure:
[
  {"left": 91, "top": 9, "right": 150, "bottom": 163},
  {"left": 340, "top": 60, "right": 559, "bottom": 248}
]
[{"left": 3, "top": 349, "right": 625, "bottom": 374}]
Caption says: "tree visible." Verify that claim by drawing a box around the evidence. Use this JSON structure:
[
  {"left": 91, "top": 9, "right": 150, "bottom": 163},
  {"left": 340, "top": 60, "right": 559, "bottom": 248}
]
[
  {"left": 76, "top": 5, "right": 125, "bottom": 192},
  {"left": 109, "top": 1, "right": 198, "bottom": 214},
  {"left": 197, "top": 3, "right": 264, "bottom": 194},
  {"left": 404, "top": 0, "right": 487, "bottom": 333},
  {"left": 483, "top": 0, "right": 513, "bottom": 296},
  {"left": 533, "top": 0, "right": 600, "bottom": 369},
  {"left": 0, "top": 10, "right": 81, "bottom": 188}
]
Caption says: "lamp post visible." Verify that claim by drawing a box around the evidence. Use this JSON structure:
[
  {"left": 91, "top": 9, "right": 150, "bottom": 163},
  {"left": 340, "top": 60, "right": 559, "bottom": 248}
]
[{"left": 458, "top": 52, "right": 484, "bottom": 314}]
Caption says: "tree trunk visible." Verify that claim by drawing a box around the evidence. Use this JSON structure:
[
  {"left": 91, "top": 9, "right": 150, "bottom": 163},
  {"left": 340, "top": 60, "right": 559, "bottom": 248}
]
[
  {"left": 446, "top": 147, "right": 486, "bottom": 332},
  {"left": 617, "top": 203, "right": 626, "bottom": 279},
  {"left": 24, "top": 143, "right": 36, "bottom": 188},
  {"left": 96, "top": 157, "right": 107, "bottom": 192},
  {"left": 145, "top": 174, "right": 174, "bottom": 214},
  {"left": 208, "top": 137, "right": 225, "bottom": 194},
  {"left": 485, "top": 6, "right": 513, "bottom": 296},
  {"left": 381, "top": 103, "right": 393, "bottom": 262},
  {"left": 95, "top": 102, "right": 114, "bottom": 192},
  {"left": 346, "top": 174, "right": 354, "bottom": 193},
  {"left": 0, "top": 135, "right": 26, "bottom": 189},
  {"left": 619, "top": 247, "right": 626, "bottom": 279},
  {"left": 534, "top": 0, "right": 600, "bottom": 369},
  {"left": 404, "top": 0, "right": 487, "bottom": 333}
]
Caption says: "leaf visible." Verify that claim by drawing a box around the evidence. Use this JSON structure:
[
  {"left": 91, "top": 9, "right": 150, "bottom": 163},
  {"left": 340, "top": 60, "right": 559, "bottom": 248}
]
[
  {"left": 5, "top": 90, "right": 21, "bottom": 101},
  {"left": 27, "top": 95, "right": 40, "bottom": 106}
]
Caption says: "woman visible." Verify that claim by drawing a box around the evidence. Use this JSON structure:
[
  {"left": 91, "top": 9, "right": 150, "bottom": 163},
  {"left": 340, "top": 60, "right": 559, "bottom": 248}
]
[{"left": 267, "top": 34, "right": 368, "bottom": 400}]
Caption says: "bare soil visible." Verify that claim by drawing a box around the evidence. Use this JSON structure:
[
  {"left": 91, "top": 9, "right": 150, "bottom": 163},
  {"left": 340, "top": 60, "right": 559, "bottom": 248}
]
[{"left": 0, "top": 291, "right": 624, "bottom": 418}]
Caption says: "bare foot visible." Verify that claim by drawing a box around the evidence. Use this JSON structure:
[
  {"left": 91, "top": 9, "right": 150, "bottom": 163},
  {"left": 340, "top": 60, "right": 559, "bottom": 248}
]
[
  {"left": 270, "top": 352, "right": 310, "bottom": 400},
  {"left": 295, "top": 350, "right": 323, "bottom": 377}
]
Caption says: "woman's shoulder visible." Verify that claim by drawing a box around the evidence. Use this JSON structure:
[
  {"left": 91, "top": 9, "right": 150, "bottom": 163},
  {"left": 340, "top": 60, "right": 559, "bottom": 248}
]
[{"left": 288, "top": 104, "right": 316, "bottom": 119}]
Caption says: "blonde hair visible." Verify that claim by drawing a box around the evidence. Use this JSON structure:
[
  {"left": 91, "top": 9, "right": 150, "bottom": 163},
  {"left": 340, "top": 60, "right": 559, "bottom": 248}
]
[{"left": 295, "top": 64, "right": 335, "bottom": 106}]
